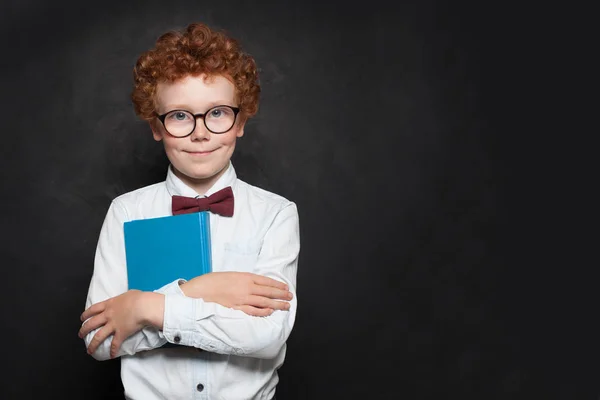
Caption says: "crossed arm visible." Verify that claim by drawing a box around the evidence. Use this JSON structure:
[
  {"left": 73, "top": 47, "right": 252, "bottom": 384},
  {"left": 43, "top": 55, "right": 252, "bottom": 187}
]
[{"left": 79, "top": 200, "right": 299, "bottom": 360}]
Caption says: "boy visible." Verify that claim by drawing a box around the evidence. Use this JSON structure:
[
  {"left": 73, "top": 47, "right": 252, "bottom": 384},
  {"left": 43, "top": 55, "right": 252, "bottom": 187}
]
[{"left": 78, "top": 22, "right": 299, "bottom": 400}]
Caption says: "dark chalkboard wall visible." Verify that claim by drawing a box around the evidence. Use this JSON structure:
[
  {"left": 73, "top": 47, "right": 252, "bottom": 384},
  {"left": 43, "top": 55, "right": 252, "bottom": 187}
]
[{"left": 0, "top": 0, "right": 596, "bottom": 399}]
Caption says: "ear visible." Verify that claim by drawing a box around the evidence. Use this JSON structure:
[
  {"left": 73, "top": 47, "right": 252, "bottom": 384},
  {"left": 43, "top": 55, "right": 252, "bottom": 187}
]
[
  {"left": 236, "top": 125, "right": 245, "bottom": 138},
  {"left": 150, "top": 120, "right": 163, "bottom": 142},
  {"left": 236, "top": 118, "right": 246, "bottom": 138}
]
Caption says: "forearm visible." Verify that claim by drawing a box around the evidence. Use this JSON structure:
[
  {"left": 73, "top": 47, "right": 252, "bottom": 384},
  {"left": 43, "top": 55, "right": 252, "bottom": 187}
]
[{"left": 161, "top": 293, "right": 297, "bottom": 359}]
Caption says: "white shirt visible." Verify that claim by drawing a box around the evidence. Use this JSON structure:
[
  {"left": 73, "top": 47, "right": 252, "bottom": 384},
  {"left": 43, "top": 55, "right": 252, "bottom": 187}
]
[{"left": 82, "top": 162, "right": 300, "bottom": 400}]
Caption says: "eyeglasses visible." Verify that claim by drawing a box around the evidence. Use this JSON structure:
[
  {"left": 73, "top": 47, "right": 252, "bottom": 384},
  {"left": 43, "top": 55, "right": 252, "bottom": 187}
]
[{"left": 156, "top": 105, "right": 241, "bottom": 137}]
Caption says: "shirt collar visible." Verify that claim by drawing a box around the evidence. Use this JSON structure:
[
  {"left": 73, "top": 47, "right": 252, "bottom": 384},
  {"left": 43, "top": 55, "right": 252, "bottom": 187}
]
[{"left": 165, "top": 161, "right": 237, "bottom": 198}]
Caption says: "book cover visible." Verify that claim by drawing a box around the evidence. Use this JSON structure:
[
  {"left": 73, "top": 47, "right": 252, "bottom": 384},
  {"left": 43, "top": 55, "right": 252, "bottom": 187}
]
[{"left": 123, "top": 212, "right": 212, "bottom": 291}]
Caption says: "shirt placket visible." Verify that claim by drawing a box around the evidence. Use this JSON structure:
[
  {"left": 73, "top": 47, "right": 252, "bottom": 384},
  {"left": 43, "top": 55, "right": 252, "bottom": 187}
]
[
  {"left": 190, "top": 210, "right": 219, "bottom": 399},
  {"left": 192, "top": 350, "right": 209, "bottom": 399}
]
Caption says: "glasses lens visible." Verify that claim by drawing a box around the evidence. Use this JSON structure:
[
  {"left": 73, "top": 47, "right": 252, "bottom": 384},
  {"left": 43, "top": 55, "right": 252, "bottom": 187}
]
[
  {"left": 164, "top": 110, "right": 195, "bottom": 137},
  {"left": 205, "top": 106, "right": 236, "bottom": 133}
]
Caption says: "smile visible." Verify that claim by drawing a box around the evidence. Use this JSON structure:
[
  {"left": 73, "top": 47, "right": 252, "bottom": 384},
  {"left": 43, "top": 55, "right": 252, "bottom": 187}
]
[{"left": 184, "top": 149, "right": 216, "bottom": 156}]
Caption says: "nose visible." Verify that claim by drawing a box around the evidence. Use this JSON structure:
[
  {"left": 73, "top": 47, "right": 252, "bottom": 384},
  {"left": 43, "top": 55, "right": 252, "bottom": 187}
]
[{"left": 190, "top": 118, "right": 210, "bottom": 141}]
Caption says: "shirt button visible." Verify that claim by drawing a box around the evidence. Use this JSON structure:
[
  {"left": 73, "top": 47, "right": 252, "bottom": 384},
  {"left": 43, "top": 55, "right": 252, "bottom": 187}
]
[
  {"left": 174, "top": 335, "right": 181, "bottom": 343},
  {"left": 196, "top": 383, "right": 204, "bottom": 392}
]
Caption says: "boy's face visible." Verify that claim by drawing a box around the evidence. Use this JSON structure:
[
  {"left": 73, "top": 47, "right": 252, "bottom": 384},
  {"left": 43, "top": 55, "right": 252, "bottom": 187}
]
[{"left": 151, "top": 74, "right": 245, "bottom": 194}]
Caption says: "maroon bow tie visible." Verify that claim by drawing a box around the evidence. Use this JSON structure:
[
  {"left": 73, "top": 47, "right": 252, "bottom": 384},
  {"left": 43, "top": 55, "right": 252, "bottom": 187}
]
[{"left": 172, "top": 186, "right": 234, "bottom": 217}]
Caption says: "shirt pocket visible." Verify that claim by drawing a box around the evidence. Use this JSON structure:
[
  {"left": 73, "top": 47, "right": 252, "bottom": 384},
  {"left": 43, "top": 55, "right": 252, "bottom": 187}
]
[{"left": 221, "top": 240, "right": 262, "bottom": 272}]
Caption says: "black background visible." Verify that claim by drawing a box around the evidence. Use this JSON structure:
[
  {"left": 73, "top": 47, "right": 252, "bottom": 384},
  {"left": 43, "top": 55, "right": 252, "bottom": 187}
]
[{"left": 0, "top": 0, "right": 596, "bottom": 399}]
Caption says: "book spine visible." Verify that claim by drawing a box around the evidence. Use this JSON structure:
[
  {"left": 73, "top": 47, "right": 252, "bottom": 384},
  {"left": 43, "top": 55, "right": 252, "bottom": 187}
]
[{"left": 198, "top": 211, "right": 212, "bottom": 273}]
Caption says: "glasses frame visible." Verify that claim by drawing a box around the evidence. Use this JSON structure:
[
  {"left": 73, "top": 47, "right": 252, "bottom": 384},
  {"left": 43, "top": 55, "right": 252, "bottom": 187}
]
[{"left": 155, "top": 105, "right": 241, "bottom": 137}]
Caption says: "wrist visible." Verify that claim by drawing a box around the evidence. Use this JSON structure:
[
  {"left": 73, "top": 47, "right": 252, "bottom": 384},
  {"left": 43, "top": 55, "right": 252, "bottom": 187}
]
[
  {"left": 180, "top": 275, "right": 207, "bottom": 299},
  {"left": 179, "top": 281, "right": 191, "bottom": 297},
  {"left": 139, "top": 292, "right": 165, "bottom": 329}
]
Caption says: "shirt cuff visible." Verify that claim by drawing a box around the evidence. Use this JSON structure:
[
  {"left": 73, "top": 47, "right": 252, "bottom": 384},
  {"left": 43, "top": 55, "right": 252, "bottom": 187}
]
[
  {"left": 154, "top": 279, "right": 186, "bottom": 295},
  {"left": 155, "top": 279, "right": 186, "bottom": 342},
  {"left": 161, "top": 294, "right": 223, "bottom": 349}
]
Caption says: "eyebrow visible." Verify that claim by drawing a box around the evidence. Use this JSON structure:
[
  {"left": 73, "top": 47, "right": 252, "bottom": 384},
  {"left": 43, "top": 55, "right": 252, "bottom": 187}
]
[{"left": 160, "top": 101, "right": 237, "bottom": 113}]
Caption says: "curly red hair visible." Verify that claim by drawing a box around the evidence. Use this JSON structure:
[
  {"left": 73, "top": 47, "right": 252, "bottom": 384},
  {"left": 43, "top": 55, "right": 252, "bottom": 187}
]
[{"left": 132, "top": 23, "right": 260, "bottom": 121}]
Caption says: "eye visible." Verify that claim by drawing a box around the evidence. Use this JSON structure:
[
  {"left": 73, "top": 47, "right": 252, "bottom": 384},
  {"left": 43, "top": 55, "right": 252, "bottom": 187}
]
[
  {"left": 208, "top": 106, "right": 235, "bottom": 119},
  {"left": 166, "top": 110, "right": 192, "bottom": 121},
  {"left": 174, "top": 112, "right": 187, "bottom": 120}
]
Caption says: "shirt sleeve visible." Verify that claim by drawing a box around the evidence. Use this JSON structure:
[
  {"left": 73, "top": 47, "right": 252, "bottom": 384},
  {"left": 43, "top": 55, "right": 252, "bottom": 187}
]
[
  {"left": 81, "top": 200, "right": 172, "bottom": 361},
  {"left": 160, "top": 202, "right": 300, "bottom": 359}
]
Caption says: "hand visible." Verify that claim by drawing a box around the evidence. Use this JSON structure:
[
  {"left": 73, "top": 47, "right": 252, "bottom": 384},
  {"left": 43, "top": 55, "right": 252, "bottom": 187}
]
[
  {"left": 78, "top": 290, "right": 163, "bottom": 358},
  {"left": 180, "top": 272, "right": 293, "bottom": 317}
]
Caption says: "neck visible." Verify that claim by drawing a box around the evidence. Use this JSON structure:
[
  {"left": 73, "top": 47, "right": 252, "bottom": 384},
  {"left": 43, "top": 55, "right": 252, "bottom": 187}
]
[{"left": 172, "top": 164, "right": 229, "bottom": 196}]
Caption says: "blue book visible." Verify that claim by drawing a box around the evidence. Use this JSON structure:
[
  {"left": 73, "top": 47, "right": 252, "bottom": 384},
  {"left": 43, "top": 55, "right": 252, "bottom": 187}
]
[{"left": 123, "top": 212, "right": 212, "bottom": 292}]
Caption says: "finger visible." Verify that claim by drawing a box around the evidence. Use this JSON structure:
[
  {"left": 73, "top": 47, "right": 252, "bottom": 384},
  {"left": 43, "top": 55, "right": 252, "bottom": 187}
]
[
  {"left": 79, "top": 314, "right": 108, "bottom": 338},
  {"left": 87, "top": 326, "right": 113, "bottom": 355},
  {"left": 110, "top": 334, "right": 123, "bottom": 359},
  {"left": 251, "top": 275, "right": 288, "bottom": 290},
  {"left": 270, "top": 300, "right": 291, "bottom": 311},
  {"left": 251, "top": 285, "right": 293, "bottom": 300},
  {"left": 234, "top": 305, "right": 274, "bottom": 317},
  {"left": 246, "top": 295, "right": 290, "bottom": 311},
  {"left": 81, "top": 302, "right": 106, "bottom": 322}
]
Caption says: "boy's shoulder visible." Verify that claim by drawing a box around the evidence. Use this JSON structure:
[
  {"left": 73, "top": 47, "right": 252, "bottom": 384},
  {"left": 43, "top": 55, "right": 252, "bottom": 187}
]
[
  {"left": 113, "top": 181, "right": 166, "bottom": 203},
  {"left": 236, "top": 179, "right": 289, "bottom": 202},
  {"left": 235, "top": 179, "right": 297, "bottom": 213},
  {"left": 110, "top": 181, "right": 168, "bottom": 217}
]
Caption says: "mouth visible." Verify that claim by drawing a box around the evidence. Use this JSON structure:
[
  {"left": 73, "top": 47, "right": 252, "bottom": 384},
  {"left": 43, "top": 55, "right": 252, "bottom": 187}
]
[{"left": 184, "top": 149, "right": 216, "bottom": 156}]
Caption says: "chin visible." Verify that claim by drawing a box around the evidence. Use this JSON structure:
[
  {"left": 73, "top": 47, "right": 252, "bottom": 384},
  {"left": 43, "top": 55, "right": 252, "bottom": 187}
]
[
  {"left": 183, "top": 170, "right": 218, "bottom": 181},
  {"left": 176, "top": 164, "right": 227, "bottom": 181}
]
